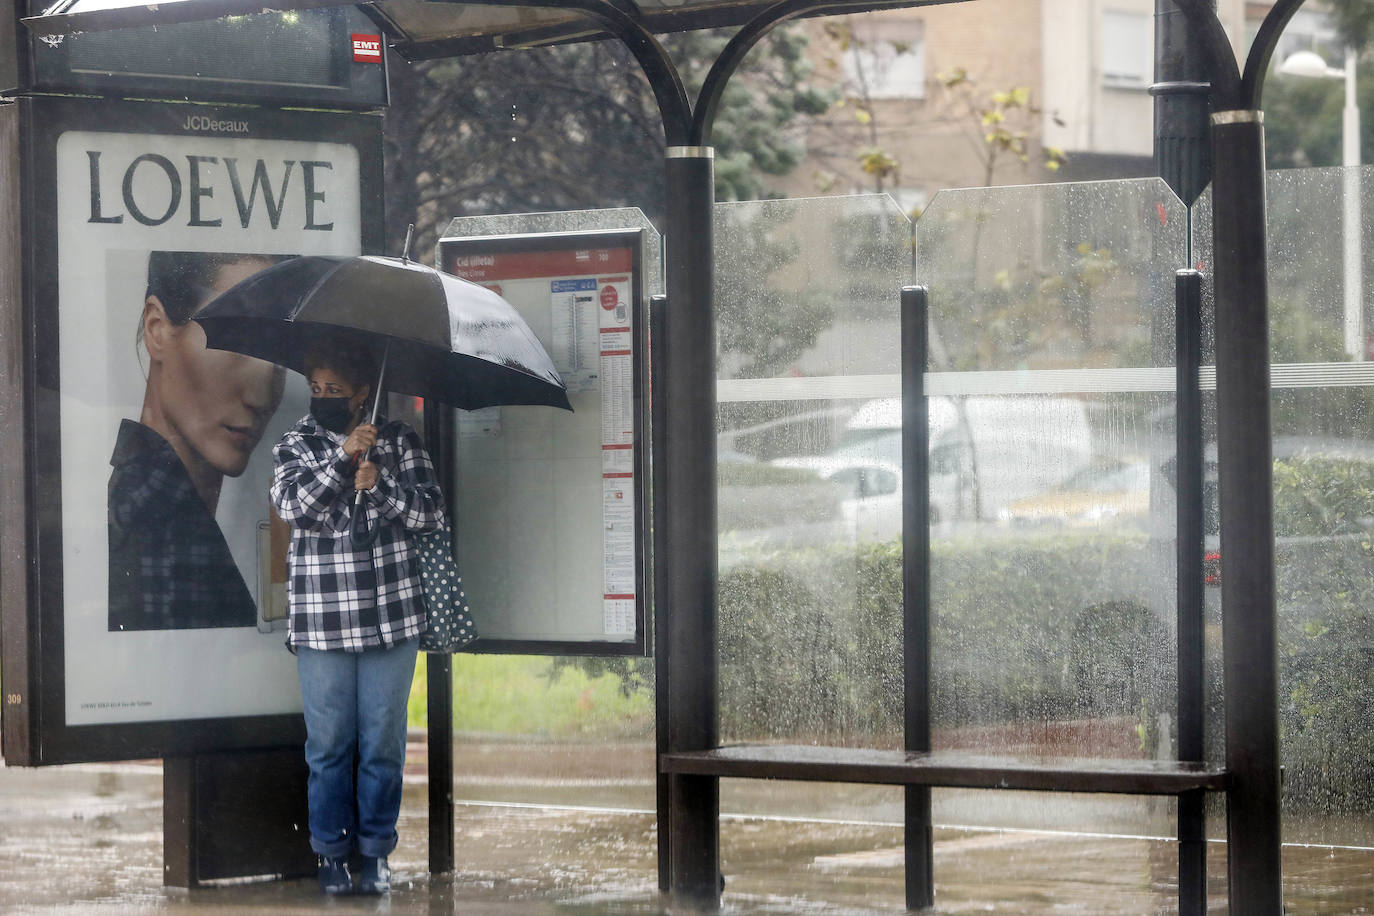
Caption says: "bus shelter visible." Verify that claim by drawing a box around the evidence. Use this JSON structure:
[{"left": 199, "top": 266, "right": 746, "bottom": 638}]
[{"left": 1, "top": 0, "right": 1320, "bottom": 912}]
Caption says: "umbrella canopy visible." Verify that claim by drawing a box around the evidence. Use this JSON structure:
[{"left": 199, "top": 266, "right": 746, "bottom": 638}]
[{"left": 193, "top": 254, "right": 572, "bottom": 412}]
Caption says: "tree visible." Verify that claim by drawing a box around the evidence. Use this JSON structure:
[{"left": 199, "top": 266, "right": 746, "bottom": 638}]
[
  {"left": 1263, "top": 50, "right": 1374, "bottom": 169},
  {"left": 933, "top": 68, "right": 1067, "bottom": 190},
  {"left": 383, "top": 41, "right": 664, "bottom": 257},
  {"left": 804, "top": 19, "right": 1066, "bottom": 205},
  {"left": 383, "top": 25, "right": 834, "bottom": 257},
  {"left": 1327, "top": 0, "right": 1374, "bottom": 51},
  {"left": 668, "top": 28, "right": 836, "bottom": 202}
]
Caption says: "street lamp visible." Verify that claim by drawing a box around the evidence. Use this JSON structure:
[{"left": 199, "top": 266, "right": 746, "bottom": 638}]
[{"left": 1279, "top": 47, "right": 1363, "bottom": 360}]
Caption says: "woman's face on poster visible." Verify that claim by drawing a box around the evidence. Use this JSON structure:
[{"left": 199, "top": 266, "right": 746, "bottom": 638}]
[{"left": 149, "top": 257, "right": 286, "bottom": 478}]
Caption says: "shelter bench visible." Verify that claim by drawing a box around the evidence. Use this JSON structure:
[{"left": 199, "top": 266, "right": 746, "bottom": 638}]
[{"left": 660, "top": 745, "right": 1227, "bottom": 795}]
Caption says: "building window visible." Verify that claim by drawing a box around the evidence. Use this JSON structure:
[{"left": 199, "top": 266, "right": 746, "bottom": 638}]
[
  {"left": 1101, "top": 10, "right": 1152, "bottom": 89},
  {"left": 842, "top": 18, "right": 926, "bottom": 100}
]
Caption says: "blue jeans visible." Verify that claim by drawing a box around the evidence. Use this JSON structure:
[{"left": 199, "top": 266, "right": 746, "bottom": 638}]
[{"left": 296, "top": 639, "right": 419, "bottom": 858}]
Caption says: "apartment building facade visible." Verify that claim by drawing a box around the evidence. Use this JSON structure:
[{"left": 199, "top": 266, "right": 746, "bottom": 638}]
[{"left": 771, "top": 0, "right": 1332, "bottom": 209}]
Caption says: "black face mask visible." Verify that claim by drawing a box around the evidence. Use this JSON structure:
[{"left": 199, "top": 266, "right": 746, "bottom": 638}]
[{"left": 311, "top": 396, "right": 356, "bottom": 434}]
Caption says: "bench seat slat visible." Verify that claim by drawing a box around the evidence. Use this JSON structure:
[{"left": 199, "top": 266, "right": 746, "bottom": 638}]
[{"left": 660, "top": 745, "right": 1226, "bottom": 795}]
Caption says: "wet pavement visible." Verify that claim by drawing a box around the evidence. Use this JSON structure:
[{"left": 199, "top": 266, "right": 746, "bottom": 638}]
[{"left": 2, "top": 740, "right": 1373, "bottom": 914}]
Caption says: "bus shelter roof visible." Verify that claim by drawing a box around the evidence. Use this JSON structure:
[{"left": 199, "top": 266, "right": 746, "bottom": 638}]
[{"left": 24, "top": 0, "right": 968, "bottom": 58}]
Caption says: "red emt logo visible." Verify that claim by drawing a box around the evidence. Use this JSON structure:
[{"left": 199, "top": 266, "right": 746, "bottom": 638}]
[
  {"left": 600, "top": 285, "right": 619, "bottom": 310},
  {"left": 352, "top": 34, "right": 383, "bottom": 63}
]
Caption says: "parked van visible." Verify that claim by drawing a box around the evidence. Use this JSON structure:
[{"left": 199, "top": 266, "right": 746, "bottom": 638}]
[{"left": 772, "top": 395, "right": 1094, "bottom": 541}]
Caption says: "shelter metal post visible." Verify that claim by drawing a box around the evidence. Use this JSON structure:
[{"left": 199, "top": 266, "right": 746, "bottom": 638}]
[
  {"left": 662, "top": 147, "right": 720, "bottom": 907},
  {"left": 1174, "top": 268, "right": 1206, "bottom": 915},
  {"left": 901, "top": 285, "right": 933, "bottom": 910},
  {"left": 649, "top": 292, "right": 672, "bottom": 893},
  {"left": 1210, "top": 110, "right": 1282, "bottom": 914},
  {"left": 426, "top": 656, "right": 455, "bottom": 875},
  {"left": 1153, "top": 0, "right": 1214, "bottom": 207},
  {"left": 424, "top": 405, "right": 456, "bottom": 876}
]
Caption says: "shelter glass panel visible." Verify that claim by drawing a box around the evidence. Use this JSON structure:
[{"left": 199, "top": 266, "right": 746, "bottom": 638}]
[
  {"left": 714, "top": 194, "right": 910, "bottom": 748},
  {"left": 1196, "top": 165, "right": 1374, "bottom": 849},
  {"left": 914, "top": 179, "right": 1187, "bottom": 782}
]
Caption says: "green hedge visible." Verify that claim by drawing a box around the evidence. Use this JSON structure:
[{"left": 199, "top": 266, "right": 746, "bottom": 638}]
[
  {"left": 718, "top": 531, "right": 1167, "bottom": 750},
  {"left": 545, "top": 455, "right": 1374, "bottom": 812},
  {"left": 715, "top": 519, "right": 1374, "bottom": 813}
]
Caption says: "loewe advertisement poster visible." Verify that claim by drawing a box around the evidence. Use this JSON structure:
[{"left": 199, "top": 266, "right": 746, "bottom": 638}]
[{"left": 31, "top": 99, "right": 381, "bottom": 753}]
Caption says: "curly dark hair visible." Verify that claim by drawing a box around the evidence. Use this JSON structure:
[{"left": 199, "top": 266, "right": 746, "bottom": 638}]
[{"left": 303, "top": 335, "right": 380, "bottom": 396}]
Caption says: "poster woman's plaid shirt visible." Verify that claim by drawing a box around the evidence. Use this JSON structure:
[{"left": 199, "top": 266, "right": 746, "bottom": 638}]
[{"left": 271, "top": 415, "right": 445, "bottom": 652}]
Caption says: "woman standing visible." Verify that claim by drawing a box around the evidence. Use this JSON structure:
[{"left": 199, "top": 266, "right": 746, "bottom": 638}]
[{"left": 270, "top": 338, "right": 444, "bottom": 896}]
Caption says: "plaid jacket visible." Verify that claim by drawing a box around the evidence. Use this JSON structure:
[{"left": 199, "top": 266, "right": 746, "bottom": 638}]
[{"left": 271, "top": 414, "right": 445, "bottom": 652}]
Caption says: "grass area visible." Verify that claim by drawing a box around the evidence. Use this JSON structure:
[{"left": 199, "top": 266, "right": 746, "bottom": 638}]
[{"left": 407, "top": 653, "right": 653, "bottom": 740}]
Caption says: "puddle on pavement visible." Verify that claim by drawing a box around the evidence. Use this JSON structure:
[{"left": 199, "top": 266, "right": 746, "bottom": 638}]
[{"left": 3, "top": 751, "right": 1373, "bottom": 914}]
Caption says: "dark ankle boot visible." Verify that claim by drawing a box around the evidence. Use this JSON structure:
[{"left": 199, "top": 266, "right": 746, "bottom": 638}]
[
  {"left": 359, "top": 855, "right": 391, "bottom": 895},
  {"left": 318, "top": 855, "right": 352, "bottom": 895}
]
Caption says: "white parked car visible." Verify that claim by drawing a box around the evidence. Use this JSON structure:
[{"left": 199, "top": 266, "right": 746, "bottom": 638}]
[{"left": 772, "top": 395, "right": 1094, "bottom": 541}]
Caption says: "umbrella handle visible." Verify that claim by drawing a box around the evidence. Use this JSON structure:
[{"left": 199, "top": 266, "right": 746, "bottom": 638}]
[
  {"left": 350, "top": 343, "right": 391, "bottom": 549},
  {"left": 350, "top": 440, "right": 378, "bottom": 547},
  {"left": 352, "top": 489, "right": 381, "bottom": 547}
]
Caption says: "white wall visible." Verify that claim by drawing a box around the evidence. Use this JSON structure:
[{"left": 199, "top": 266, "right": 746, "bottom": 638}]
[{"left": 1041, "top": 0, "right": 1250, "bottom": 158}]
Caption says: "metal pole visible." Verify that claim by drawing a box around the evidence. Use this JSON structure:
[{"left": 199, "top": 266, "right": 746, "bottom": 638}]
[
  {"left": 427, "top": 653, "right": 455, "bottom": 874},
  {"left": 424, "top": 405, "right": 456, "bottom": 876},
  {"left": 1210, "top": 109, "right": 1282, "bottom": 914},
  {"left": 1174, "top": 268, "right": 1206, "bottom": 915},
  {"left": 1152, "top": 0, "right": 1214, "bottom": 207},
  {"left": 662, "top": 147, "right": 720, "bottom": 908},
  {"left": 901, "top": 285, "right": 933, "bottom": 910},
  {"left": 649, "top": 293, "right": 672, "bottom": 894}
]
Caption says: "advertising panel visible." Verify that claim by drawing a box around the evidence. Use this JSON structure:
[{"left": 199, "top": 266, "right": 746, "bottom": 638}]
[
  {"left": 1, "top": 96, "right": 384, "bottom": 763},
  {"left": 438, "top": 230, "right": 647, "bottom": 655}
]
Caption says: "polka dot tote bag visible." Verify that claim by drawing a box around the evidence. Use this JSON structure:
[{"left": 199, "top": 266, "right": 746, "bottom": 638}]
[{"left": 415, "top": 524, "right": 478, "bottom": 653}]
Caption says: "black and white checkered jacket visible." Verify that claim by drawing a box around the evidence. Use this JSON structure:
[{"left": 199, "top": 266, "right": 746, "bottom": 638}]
[{"left": 271, "top": 414, "right": 444, "bottom": 652}]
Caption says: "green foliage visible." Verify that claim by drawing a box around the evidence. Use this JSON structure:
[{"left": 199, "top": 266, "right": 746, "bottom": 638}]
[
  {"left": 1327, "top": 0, "right": 1374, "bottom": 51},
  {"left": 857, "top": 146, "right": 900, "bottom": 182},
  {"left": 548, "top": 656, "right": 654, "bottom": 699},
  {"left": 382, "top": 24, "right": 835, "bottom": 252},
  {"left": 408, "top": 653, "right": 653, "bottom": 739},
  {"left": 925, "top": 225, "right": 1125, "bottom": 372},
  {"left": 668, "top": 28, "right": 839, "bottom": 202},
  {"left": 719, "top": 566, "right": 847, "bottom": 740},
  {"left": 935, "top": 68, "right": 1066, "bottom": 187},
  {"left": 1268, "top": 293, "right": 1345, "bottom": 365},
  {"left": 1282, "top": 610, "right": 1374, "bottom": 811},
  {"left": 714, "top": 521, "right": 1374, "bottom": 810},
  {"left": 1273, "top": 456, "right": 1374, "bottom": 536},
  {"left": 1265, "top": 58, "right": 1374, "bottom": 169},
  {"left": 1270, "top": 454, "right": 1374, "bottom": 810},
  {"left": 714, "top": 200, "right": 836, "bottom": 379},
  {"left": 715, "top": 532, "right": 1166, "bottom": 748}
]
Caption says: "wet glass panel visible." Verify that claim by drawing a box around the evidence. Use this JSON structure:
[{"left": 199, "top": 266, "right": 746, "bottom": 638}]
[
  {"left": 715, "top": 194, "right": 911, "bottom": 748},
  {"left": 430, "top": 209, "right": 659, "bottom": 815},
  {"left": 916, "top": 179, "right": 1185, "bottom": 372},
  {"left": 913, "top": 179, "right": 1188, "bottom": 777},
  {"left": 1194, "top": 166, "right": 1374, "bottom": 848}
]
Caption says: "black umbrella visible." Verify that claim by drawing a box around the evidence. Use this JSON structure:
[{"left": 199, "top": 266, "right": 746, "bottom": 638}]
[
  {"left": 194, "top": 238, "right": 572, "bottom": 544},
  {"left": 193, "top": 250, "right": 572, "bottom": 412}
]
